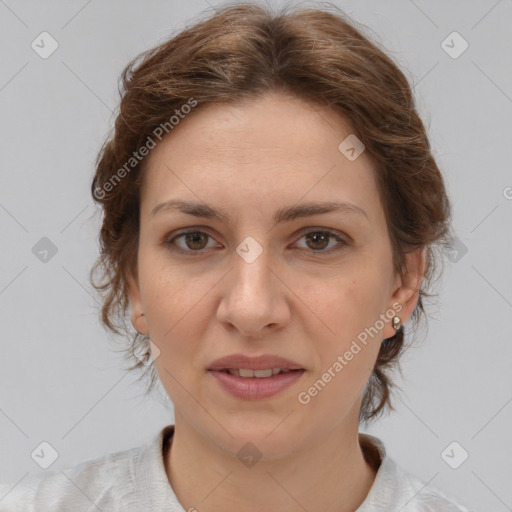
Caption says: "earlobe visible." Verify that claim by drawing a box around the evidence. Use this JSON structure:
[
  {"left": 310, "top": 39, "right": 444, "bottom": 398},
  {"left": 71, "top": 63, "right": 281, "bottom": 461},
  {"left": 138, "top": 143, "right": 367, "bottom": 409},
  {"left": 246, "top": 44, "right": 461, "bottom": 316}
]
[
  {"left": 131, "top": 312, "right": 148, "bottom": 335},
  {"left": 384, "top": 246, "right": 426, "bottom": 338}
]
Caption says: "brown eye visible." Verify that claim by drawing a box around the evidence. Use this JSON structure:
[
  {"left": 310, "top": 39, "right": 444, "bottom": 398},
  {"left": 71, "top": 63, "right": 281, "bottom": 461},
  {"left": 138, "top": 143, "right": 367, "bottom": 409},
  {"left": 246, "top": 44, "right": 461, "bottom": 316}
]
[
  {"left": 164, "top": 230, "right": 218, "bottom": 253},
  {"left": 295, "top": 230, "right": 348, "bottom": 253},
  {"left": 182, "top": 232, "right": 209, "bottom": 250},
  {"left": 305, "top": 232, "right": 330, "bottom": 250},
  {"left": 164, "top": 228, "right": 347, "bottom": 256}
]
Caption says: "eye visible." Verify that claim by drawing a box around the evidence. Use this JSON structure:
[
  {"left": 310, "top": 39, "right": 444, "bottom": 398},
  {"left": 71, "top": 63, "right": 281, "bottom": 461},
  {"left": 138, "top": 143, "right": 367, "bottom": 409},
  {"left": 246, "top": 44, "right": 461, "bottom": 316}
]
[
  {"left": 163, "top": 229, "right": 220, "bottom": 254},
  {"left": 163, "top": 228, "right": 348, "bottom": 255},
  {"left": 294, "top": 229, "right": 348, "bottom": 253}
]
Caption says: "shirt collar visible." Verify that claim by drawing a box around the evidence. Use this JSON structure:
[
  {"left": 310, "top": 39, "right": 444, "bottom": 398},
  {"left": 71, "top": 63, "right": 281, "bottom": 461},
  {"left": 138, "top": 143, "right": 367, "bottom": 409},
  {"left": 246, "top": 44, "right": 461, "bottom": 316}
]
[{"left": 135, "top": 425, "right": 398, "bottom": 512}]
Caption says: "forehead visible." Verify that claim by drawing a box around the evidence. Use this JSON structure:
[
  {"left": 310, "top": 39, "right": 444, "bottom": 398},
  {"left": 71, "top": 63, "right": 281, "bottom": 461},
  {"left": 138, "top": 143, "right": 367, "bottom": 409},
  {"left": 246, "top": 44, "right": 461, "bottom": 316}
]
[{"left": 140, "top": 92, "right": 383, "bottom": 224}]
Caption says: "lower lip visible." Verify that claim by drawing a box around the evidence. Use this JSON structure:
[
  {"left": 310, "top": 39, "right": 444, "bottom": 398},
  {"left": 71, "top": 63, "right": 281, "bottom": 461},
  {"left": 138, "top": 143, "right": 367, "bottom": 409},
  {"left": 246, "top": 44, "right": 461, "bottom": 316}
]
[{"left": 208, "top": 370, "right": 305, "bottom": 400}]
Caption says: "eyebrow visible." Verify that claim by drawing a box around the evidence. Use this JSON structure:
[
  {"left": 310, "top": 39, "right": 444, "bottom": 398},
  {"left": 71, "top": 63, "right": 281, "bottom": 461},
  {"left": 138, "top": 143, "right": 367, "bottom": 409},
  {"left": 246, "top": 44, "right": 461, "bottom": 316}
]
[{"left": 150, "top": 199, "right": 369, "bottom": 224}]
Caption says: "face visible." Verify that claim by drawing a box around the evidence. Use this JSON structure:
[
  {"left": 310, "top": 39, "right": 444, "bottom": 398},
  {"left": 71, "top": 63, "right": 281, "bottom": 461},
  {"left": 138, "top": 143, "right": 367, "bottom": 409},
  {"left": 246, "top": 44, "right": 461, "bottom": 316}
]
[{"left": 129, "top": 91, "right": 423, "bottom": 459}]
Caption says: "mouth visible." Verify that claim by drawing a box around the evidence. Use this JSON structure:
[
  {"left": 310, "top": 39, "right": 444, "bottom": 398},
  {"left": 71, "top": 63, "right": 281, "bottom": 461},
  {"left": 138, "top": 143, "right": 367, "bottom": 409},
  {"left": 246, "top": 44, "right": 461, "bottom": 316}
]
[
  {"left": 208, "top": 366, "right": 306, "bottom": 400},
  {"left": 207, "top": 354, "right": 306, "bottom": 399},
  {"left": 208, "top": 353, "right": 304, "bottom": 372},
  {"left": 216, "top": 368, "right": 302, "bottom": 378}
]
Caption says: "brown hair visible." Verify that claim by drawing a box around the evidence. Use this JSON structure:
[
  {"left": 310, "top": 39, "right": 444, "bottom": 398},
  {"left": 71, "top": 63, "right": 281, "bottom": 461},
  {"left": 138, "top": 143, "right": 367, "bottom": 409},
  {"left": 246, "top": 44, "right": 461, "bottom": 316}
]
[{"left": 90, "top": 1, "right": 452, "bottom": 425}]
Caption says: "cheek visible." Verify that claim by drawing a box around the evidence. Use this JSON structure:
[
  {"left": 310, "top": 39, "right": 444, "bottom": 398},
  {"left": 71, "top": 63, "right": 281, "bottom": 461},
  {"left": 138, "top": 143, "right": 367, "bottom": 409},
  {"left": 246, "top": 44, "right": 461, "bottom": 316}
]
[
  {"left": 141, "top": 264, "right": 211, "bottom": 402},
  {"left": 312, "top": 266, "right": 389, "bottom": 346},
  {"left": 138, "top": 258, "right": 202, "bottom": 355},
  {"left": 297, "top": 263, "right": 388, "bottom": 393},
  {"left": 297, "top": 274, "right": 383, "bottom": 414}
]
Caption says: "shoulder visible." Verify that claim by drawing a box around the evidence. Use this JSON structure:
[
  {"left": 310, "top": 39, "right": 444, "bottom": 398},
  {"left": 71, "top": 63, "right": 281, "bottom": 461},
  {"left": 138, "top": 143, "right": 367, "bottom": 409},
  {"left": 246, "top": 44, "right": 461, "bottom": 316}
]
[
  {"left": 358, "top": 433, "right": 475, "bottom": 512},
  {"left": 0, "top": 443, "right": 143, "bottom": 512},
  {"left": 392, "top": 461, "right": 474, "bottom": 512}
]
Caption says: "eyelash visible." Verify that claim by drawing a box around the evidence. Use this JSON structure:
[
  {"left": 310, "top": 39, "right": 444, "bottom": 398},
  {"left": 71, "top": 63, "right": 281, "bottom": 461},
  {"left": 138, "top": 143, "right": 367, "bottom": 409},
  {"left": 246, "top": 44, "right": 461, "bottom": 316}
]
[{"left": 162, "top": 227, "right": 349, "bottom": 256}]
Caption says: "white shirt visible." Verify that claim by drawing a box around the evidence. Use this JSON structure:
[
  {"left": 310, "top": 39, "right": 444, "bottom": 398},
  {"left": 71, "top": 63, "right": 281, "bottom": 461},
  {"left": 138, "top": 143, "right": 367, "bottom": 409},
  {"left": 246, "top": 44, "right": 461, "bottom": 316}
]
[{"left": 0, "top": 424, "right": 474, "bottom": 511}]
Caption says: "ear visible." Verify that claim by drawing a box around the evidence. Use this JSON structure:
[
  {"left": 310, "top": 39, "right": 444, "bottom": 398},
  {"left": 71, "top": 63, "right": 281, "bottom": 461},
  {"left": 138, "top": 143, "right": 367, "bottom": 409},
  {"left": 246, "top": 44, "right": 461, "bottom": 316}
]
[
  {"left": 382, "top": 246, "right": 426, "bottom": 339},
  {"left": 127, "top": 268, "right": 149, "bottom": 335}
]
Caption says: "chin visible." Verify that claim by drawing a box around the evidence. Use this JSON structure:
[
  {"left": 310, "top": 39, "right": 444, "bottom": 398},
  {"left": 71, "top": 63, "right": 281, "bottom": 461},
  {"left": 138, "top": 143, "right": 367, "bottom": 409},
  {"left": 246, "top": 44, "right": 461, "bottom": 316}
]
[{"left": 209, "top": 412, "right": 307, "bottom": 456}]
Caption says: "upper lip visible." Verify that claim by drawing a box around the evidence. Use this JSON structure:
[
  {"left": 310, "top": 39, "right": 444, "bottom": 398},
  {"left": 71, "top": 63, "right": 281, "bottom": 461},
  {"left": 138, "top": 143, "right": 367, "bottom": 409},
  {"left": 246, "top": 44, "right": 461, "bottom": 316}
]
[{"left": 208, "top": 354, "right": 304, "bottom": 371}]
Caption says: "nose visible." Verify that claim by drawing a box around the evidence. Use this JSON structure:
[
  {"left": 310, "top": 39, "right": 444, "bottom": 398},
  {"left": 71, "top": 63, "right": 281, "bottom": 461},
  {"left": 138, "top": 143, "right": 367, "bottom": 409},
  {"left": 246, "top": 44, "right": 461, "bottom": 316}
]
[{"left": 216, "top": 248, "right": 291, "bottom": 339}]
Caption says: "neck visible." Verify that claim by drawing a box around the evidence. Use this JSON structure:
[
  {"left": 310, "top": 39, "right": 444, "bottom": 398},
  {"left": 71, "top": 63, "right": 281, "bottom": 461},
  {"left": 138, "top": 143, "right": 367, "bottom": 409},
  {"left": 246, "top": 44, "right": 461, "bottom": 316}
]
[{"left": 164, "top": 415, "right": 378, "bottom": 512}]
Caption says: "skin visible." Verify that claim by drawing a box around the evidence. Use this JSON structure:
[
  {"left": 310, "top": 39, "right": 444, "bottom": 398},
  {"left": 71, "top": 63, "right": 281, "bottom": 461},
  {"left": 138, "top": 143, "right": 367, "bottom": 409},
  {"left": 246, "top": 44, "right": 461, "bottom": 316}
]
[{"left": 128, "top": 91, "right": 425, "bottom": 512}]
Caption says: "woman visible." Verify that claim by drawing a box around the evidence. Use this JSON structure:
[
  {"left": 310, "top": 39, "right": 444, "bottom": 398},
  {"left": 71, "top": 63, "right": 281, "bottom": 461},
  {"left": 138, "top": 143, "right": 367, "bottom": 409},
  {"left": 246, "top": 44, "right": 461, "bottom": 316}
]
[{"left": 0, "top": 2, "right": 474, "bottom": 511}]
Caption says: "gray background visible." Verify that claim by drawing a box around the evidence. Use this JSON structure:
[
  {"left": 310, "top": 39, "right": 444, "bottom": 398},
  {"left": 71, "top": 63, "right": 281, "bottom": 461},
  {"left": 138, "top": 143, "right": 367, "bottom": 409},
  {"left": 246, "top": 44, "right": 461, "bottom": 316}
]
[{"left": 1, "top": 0, "right": 511, "bottom": 510}]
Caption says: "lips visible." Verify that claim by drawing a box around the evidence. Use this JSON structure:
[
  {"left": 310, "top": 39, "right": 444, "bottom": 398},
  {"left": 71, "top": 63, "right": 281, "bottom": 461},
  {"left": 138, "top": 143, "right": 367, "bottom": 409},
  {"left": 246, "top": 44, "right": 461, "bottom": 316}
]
[
  {"left": 209, "top": 368, "right": 305, "bottom": 399},
  {"left": 207, "top": 353, "right": 306, "bottom": 399},
  {"left": 208, "top": 353, "right": 304, "bottom": 372}
]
